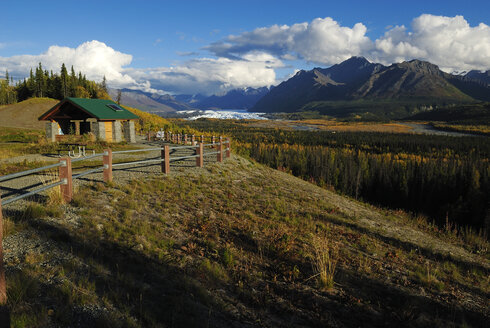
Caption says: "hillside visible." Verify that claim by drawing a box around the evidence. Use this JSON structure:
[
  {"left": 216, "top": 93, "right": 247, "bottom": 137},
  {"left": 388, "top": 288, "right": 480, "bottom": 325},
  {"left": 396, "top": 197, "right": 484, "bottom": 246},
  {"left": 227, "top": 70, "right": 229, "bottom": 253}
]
[
  {"left": 108, "top": 88, "right": 195, "bottom": 113},
  {"left": 108, "top": 87, "right": 270, "bottom": 112},
  {"left": 251, "top": 57, "right": 490, "bottom": 117},
  {"left": 355, "top": 60, "right": 472, "bottom": 101},
  {"left": 2, "top": 155, "right": 488, "bottom": 327},
  {"left": 465, "top": 70, "right": 490, "bottom": 85},
  {"left": 407, "top": 103, "right": 490, "bottom": 124},
  {"left": 0, "top": 98, "right": 58, "bottom": 129}
]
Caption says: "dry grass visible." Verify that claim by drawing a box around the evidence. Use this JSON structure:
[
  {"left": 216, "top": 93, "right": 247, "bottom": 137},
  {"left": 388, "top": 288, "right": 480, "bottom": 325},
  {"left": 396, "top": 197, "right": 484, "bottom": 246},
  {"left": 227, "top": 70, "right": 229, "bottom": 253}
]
[
  {"left": 3, "top": 156, "right": 489, "bottom": 327},
  {"left": 311, "top": 233, "right": 339, "bottom": 289},
  {"left": 0, "top": 98, "right": 58, "bottom": 130},
  {"left": 38, "top": 170, "right": 64, "bottom": 205},
  {"left": 432, "top": 123, "right": 490, "bottom": 136},
  {"left": 248, "top": 119, "right": 414, "bottom": 133}
]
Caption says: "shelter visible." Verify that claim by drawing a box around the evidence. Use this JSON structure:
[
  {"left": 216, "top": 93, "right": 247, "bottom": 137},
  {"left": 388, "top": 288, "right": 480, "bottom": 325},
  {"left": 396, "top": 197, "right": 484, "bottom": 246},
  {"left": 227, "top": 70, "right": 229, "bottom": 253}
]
[{"left": 38, "top": 98, "right": 138, "bottom": 143}]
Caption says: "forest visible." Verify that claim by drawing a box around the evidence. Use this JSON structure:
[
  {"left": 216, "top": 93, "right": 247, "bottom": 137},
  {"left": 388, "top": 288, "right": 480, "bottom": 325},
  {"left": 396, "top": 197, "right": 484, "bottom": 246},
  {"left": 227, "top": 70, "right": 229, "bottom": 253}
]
[
  {"left": 0, "top": 63, "right": 110, "bottom": 105},
  {"left": 177, "top": 119, "right": 490, "bottom": 233}
]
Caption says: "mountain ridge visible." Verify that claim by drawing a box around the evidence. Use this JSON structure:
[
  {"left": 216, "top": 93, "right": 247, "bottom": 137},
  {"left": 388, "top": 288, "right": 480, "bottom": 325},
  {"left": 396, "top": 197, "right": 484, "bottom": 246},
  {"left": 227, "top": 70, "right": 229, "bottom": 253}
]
[
  {"left": 251, "top": 57, "right": 490, "bottom": 116},
  {"left": 110, "top": 86, "right": 270, "bottom": 112}
]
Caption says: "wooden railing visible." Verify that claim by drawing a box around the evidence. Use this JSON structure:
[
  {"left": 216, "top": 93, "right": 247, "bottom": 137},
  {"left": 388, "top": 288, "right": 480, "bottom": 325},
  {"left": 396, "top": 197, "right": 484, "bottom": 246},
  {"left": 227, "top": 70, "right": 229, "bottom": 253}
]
[{"left": 0, "top": 133, "right": 231, "bottom": 313}]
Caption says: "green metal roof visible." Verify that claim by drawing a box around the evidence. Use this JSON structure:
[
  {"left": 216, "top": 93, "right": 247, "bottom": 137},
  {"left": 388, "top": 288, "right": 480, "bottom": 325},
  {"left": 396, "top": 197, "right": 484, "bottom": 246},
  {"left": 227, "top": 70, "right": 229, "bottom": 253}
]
[{"left": 65, "top": 98, "right": 139, "bottom": 120}]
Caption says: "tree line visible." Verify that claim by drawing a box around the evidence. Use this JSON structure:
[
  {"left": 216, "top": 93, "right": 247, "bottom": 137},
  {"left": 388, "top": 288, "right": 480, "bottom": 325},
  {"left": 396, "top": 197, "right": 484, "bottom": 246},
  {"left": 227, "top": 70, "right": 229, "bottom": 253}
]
[
  {"left": 179, "top": 119, "right": 490, "bottom": 232},
  {"left": 0, "top": 63, "right": 110, "bottom": 105}
]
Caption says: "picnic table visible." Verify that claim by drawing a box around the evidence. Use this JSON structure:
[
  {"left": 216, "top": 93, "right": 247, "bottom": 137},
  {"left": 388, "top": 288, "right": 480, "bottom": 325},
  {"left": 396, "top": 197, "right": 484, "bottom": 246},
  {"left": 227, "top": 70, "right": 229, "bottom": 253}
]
[{"left": 57, "top": 143, "right": 96, "bottom": 158}]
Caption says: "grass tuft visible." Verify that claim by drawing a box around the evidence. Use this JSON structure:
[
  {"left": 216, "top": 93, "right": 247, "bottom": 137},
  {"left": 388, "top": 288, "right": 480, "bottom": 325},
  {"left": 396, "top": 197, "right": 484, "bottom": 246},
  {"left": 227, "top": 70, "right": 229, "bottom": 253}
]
[{"left": 311, "top": 233, "right": 339, "bottom": 290}]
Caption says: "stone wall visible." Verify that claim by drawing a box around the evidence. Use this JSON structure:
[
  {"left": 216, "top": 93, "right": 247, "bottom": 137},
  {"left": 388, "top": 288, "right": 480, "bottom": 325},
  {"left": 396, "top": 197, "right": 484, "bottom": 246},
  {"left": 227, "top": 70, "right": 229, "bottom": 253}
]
[
  {"left": 45, "top": 122, "right": 58, "bottom": 142},
  {"left": 123, "top": 121, "right": 136, "bottom": 143},
  {"left": 112, "top": 121, "right": 122, "bottom": 143},
  {"left": 91, "top": 121, "right": 106, "bottom": 141}
]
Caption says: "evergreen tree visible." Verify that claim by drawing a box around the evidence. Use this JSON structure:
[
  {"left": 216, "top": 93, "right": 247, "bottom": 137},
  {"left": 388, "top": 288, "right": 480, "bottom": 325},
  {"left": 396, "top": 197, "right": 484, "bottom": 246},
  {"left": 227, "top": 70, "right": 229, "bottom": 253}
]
[
  {"left": 60, "top": 63, "right": 68, "bottom": 98},
  {"left": 101, "top": 75, "right": 107, "bottom": 93},
  {"left": 116, "top": 89, "right": 122, "bottom": 104}
]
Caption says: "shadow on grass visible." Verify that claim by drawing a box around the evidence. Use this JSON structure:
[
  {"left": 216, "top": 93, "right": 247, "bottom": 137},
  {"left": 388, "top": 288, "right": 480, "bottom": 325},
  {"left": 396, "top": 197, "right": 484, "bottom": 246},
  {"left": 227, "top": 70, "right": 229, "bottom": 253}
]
[
  {"left": 4, "top": 199, "right": 488, "bottom": 327},
  {"left": 317, "top": 212, "right": 490, "bottom": 273},
  {"left": 4, "top": 207, "right": 235, "bottom": 327}
]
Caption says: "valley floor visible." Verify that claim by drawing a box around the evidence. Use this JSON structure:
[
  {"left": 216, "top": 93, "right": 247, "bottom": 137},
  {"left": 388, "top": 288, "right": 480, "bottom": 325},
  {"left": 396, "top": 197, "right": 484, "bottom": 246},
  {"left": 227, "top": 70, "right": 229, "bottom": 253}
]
[{"left": 1, "top": 155, "right": 489, "bottom": 327}]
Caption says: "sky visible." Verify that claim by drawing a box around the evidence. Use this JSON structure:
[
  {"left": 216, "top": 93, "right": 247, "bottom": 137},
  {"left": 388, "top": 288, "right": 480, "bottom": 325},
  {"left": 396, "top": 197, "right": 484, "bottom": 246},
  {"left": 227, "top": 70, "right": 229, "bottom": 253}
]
[{"left": 1, "top": 0, "right": 489, "bottom": 95}]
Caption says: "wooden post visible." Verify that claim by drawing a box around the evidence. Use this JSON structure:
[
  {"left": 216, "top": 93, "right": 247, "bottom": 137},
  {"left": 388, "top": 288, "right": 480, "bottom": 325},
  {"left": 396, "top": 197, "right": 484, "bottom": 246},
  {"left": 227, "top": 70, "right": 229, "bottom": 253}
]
[
  {"left": 226, "top": 138, "right": 231, "bottom": 158},
  {"left": 201, "top": 135, "right": 204, "bottom": 143},
  {"left": 70, "top": 120, "right": 83, "bottom": 135},
  {"left": 162, "top": 145, "right": 170, "bottom": 174},
  {"left": 0, "top": 195, "right": 6, "bottom": 306},
  {"left": 196, "top": 143, "right": 204, "bottom": 168},
  {"left": 147, "top": 131, "right": 151, "bottom": 141},
  {"left": 0, "top": 199, "right": 8, "bottom": 326},
  {"left": 191, "top": 135, "right": 195, "bottom": 145},
  {"left": 217, "top": 141, "right": 223, "bottom": 162},
  {"left": 103, "top": 149, "right": 113, "bottom": 183},
  {"left": 59, "top": 157, "right": 73, "bottom": 203},
  {"left": 177, "top": 134, "right": 181, "bottom": 144},
  {"left": 184, "top": 134, "right": 187, "bottom": 145}
]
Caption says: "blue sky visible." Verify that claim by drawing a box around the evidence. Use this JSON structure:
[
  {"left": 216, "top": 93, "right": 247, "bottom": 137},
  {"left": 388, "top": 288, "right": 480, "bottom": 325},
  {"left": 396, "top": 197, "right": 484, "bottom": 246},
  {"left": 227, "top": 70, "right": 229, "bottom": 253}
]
[{"left": 1, "top": 0, "right": 489, "bottom": 95}]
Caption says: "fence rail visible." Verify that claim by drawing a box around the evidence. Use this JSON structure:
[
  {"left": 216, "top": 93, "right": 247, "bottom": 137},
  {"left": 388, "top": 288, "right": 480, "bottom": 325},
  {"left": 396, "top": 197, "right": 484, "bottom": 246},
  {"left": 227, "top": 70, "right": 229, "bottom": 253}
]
[
  {"left": 0, "top": 134, "right": 230, "bottom": 206},
  {"left": 0, "top": 133, "right": 231, "bottom": 306}
]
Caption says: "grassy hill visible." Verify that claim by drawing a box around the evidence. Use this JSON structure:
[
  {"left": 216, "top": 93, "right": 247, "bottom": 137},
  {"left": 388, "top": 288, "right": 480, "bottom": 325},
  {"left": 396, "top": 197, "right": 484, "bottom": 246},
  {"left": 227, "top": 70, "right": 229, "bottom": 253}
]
[
  {"left": 0, "top": 98, "right": 58, "bottom": 130},
  {"left": 2, "top": 155, "right": 488, "bottom": 327}
]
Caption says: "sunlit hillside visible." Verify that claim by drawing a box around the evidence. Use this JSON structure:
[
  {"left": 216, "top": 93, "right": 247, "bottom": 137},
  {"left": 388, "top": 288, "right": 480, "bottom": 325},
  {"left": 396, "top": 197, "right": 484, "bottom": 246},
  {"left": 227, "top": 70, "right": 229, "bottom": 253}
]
[{"left": 0, "top": 98, "right": 58, "bottom": 130}]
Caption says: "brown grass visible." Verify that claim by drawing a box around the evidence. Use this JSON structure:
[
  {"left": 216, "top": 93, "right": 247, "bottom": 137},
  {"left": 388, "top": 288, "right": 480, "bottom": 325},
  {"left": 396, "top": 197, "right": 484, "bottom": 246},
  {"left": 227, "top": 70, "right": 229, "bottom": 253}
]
[
  {"left": 248, "top": 119, "right": 414, "bottom": 133},
  {"left": 311, "top": 233, "right": 339, "bottom": 289},
  {"left": 0, "top": 98, "right": 58, "bottom": 129},
  {"left": 3, "top": 155, "right": 489, "bottom": 327}
]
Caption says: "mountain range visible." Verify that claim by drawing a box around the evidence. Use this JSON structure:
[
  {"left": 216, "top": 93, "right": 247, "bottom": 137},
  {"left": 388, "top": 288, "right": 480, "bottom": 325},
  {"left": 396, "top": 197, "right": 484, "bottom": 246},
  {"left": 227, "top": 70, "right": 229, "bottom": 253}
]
[
  {"left": 109, "top": 86, "right": 270, "bottom": 113},
  {"left": 108, "top": 88, "right": 196, "bottom": 112},
  {"left": 250, "top": 57, "right": 490, "bottom": 117},
  {"left": 110, "top": 57, "right": 490, "bottom": 118}
]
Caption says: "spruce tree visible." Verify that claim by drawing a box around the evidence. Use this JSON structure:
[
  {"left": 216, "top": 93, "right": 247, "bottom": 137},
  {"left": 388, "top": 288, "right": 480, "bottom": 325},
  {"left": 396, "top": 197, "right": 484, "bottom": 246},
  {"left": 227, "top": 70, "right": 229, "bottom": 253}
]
[
  {"left": 116, "top": 89, "right": 122, "bottom": 104},
  {"left": 60, "top": 63, "right": 68, "bottom": 98},
  {"left": 101, "top": 75, "right": 107, "bottom": 92}
]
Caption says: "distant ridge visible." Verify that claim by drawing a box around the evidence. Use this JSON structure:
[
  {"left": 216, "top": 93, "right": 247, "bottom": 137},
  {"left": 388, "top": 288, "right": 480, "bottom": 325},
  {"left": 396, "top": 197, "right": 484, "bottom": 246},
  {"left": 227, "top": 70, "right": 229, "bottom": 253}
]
[
  {"left": 108, "top": 88, "right": 196, "bottom": 113},
  {"left": 465, "top": 70, "right": 490, "bottom": 86},
  {"left": 251, "top": 57, "right": 490, "bottom": 117},
  {"left": 189, "top": 86, "right": 270, "bottom": 110},
  {"left": 110, "top": 87, "right": 270, "bottom": 112}
]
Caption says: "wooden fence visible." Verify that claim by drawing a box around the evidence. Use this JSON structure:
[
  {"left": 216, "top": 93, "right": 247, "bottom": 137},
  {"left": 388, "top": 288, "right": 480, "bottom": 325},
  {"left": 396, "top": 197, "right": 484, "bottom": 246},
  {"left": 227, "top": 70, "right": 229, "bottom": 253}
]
[{"left": 0, "top": 133, "right": 231, "bottom": 316}]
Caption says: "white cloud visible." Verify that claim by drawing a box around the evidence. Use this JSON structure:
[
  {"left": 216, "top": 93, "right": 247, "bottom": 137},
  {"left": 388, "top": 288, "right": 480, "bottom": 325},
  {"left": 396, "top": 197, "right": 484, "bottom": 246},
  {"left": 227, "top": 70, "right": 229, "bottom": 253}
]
[
  {"left": 0, "top": 14, "right": 488, "bottom": 96},
  {"left": 128, "top": 53, "right": 281, "bottom": 95},
  {"left": 206, "top": 17, "right": 372, "bottom": 65},
  {"left": 0, "top": 40, "right": 279, "bottom": 95},
  {"left": 370, "top": 14, "right": 490, "bottom": 72},
  {"left": 0, "top": 40, "right": 142, "bottom": 88},
  {"left": 207, "top": 14, "right": 490, "bottom": 73}
]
